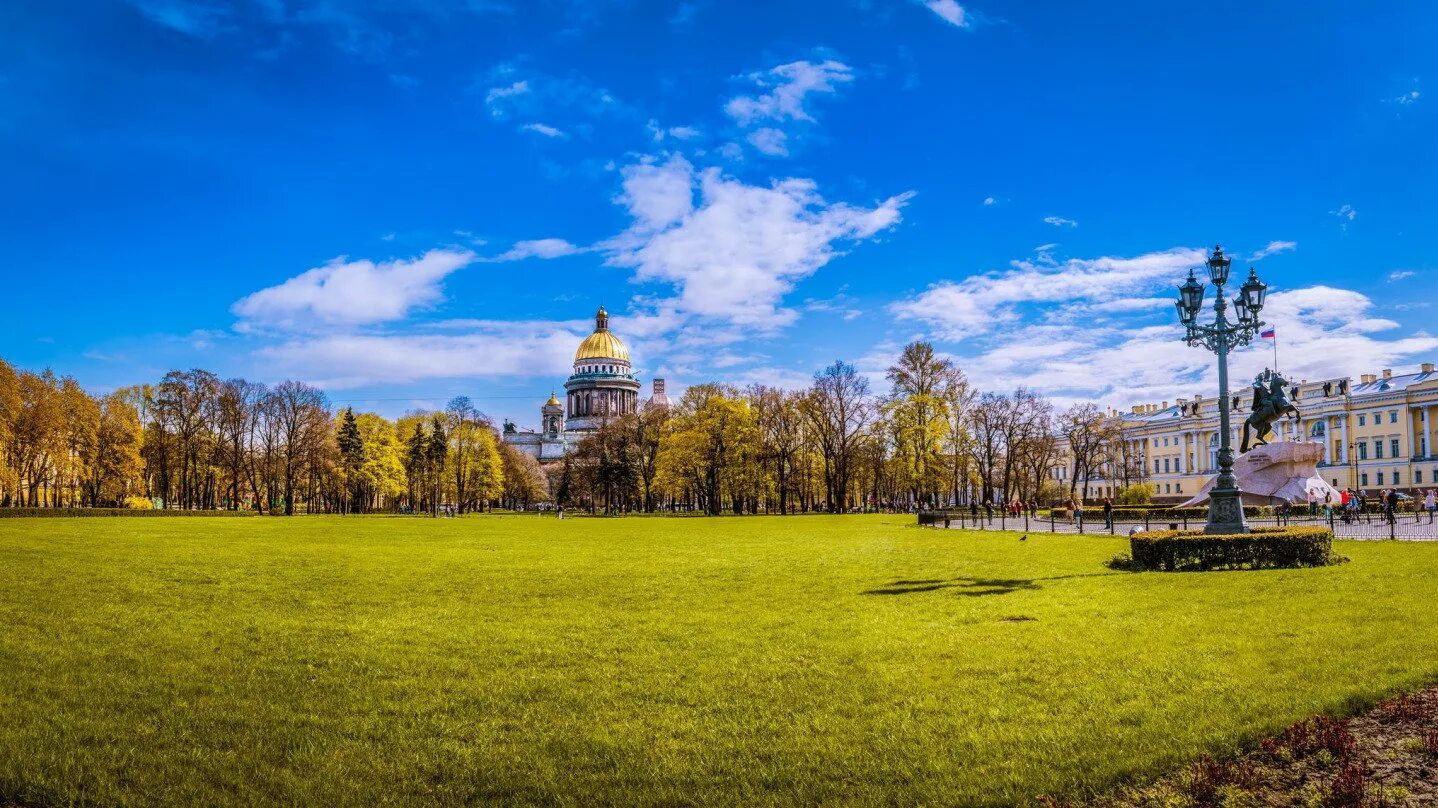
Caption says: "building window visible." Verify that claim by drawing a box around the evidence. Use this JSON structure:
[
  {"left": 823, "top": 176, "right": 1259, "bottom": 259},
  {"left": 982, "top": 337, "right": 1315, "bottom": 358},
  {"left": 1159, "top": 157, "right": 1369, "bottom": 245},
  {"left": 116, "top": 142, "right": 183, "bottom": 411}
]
[
  {"left": 1165, "top": 484, "right": 1171, "bottom": 494},
  {"left": 1358, "top": 442, "right": 1368, "bottom": 460},
  {"left": 1154, "top": 459, "right": 1160, "bottom": 473},
  {"left": 1361, "top": 473, "right": 1369, "bottom": 486},
  {"left": 1374, "top": 441, "right": 1383, "bottom": 459},
  {"left": 1418, "top": 470, "right": 1424, "bottom": 484},
  {"left": 1358, "top": 414, "right": 1366, "bottom": 426},
  {"left": 1394, "top": 471, "right": 1401, "bottom": 485},
  {"left": 1391, "top": 439, "right": 1400, "bottom": 458},
  {"left": 1390, "top": 410, "right": 1398, "bottom": 423},
  {"left": 1377, "top": 472, "right": 1385, "bottom": 485}
]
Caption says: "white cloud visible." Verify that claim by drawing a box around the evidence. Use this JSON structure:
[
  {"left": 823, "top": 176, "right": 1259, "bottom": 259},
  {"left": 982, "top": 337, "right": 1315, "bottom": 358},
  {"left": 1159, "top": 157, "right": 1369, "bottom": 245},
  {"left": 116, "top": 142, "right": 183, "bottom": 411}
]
[
  {"left": 647, "top": 120, "right": 702, "bottom": 142},
  {"left": 484, "top": 80, "right": 530, "bottom": 113},
  {"left": 232, "top": 249, "right": 475, "bottom": 330},
  {"left": 983, "top": 196, "right": 996, "bottom": 206},
  {"left": 920, "top": 0, "right": 969, "bottom": 27},
  {"left": 614, "top": 155, "right": 697, "bottom": 231},
  {"left": 1043, "top": 215, "right": 1077, "bottom": 228},
  {"left": 724, "top": 60, "right": 854, "bottom": 126},
  {"left": 520, "top": 122, "right": 566, "bottom": 138},
  {"left": 1393, "top": 90, "right": 1421, "bottom": 105},
  {"left": 493, "top": 238, "right": 583, "bottom": 261},
  {"left": 605, "top": 154, "right": 912, "bottom": 330},
  {"left": 747, "top": 127, "right": 790, "bottom": 156},
  {"left": 254, "top": 328, "right": 580, "bottom": 389},
  {"left": 889, "top": 246, "right": 1438, "bottom": 413},
  {"left": 1250, "top": 240, "right": 1297, "bottom": 260},
  {"left": 1331, "top": 204, "right": 1357, "bottom": 221},
  {"left": 890, "top": 247, "right": 1204, "bottom": 341},
  {"left": 481, "top": 65, "right": 620, "bottom": 124},
  {"left": 1388, "top": 270, "right": 1415, "bottom": 282}
]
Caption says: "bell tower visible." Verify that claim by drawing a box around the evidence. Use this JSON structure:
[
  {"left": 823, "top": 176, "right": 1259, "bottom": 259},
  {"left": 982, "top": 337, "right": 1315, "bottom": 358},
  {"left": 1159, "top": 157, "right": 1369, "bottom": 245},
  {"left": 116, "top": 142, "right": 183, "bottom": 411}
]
[{"left": 542, "top": 391, "right": 564, "bottom": 438}]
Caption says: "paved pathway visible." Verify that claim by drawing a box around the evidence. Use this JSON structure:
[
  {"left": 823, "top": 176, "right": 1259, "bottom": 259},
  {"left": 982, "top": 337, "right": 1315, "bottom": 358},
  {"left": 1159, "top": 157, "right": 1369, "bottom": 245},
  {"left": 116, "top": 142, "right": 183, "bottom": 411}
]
[{"left": 931, "top": 513, "right": 1438, "bottom": 541}]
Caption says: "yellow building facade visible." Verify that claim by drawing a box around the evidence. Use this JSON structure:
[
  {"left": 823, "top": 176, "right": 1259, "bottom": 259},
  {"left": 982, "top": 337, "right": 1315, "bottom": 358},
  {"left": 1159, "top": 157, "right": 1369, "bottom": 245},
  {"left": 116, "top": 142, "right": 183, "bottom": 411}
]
[{"left": 1052, "top": 362, "right": 1438, "bottom": 502}]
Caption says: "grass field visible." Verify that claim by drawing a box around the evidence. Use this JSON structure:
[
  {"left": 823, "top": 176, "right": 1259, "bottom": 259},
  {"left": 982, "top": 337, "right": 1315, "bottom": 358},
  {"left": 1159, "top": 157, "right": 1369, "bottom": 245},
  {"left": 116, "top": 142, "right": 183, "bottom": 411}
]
[{"left": 1, "top": 515, "right": 1436, "bottom": 807}]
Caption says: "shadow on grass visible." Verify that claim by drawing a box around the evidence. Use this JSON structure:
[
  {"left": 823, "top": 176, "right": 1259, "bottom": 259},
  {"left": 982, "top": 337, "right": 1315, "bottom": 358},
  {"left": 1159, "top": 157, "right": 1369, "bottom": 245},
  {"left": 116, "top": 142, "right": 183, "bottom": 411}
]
[{"left": 864, "top": 571, "right": 1123, "bottom": 597}]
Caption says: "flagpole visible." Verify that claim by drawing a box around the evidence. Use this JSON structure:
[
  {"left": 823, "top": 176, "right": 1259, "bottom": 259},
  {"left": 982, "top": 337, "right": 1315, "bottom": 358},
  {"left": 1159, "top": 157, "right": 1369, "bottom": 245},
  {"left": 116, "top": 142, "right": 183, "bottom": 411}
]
[{"left": 1272, "top": 330, "right": 1279, "bottom": 374}]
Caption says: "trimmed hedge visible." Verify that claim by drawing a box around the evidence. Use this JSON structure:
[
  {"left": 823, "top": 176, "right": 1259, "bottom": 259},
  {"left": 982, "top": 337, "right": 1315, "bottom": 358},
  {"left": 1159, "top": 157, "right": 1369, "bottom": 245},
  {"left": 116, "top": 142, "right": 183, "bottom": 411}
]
[
  {"left": 1129, "top": 526, "right": 1339, "bottom": 572},
  {"left": 0, "top": 508, "right": 259, "bottom": 518},
  {"left": 1044, "top": 505, "right": 1273, "bottom": 520}
]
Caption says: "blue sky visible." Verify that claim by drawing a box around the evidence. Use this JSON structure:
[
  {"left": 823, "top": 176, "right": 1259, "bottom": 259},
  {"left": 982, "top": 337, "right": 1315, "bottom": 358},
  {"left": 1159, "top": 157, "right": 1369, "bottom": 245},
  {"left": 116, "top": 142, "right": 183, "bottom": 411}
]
[{"left": 4, "top": 0, "right": 1437, "bottom": 426}]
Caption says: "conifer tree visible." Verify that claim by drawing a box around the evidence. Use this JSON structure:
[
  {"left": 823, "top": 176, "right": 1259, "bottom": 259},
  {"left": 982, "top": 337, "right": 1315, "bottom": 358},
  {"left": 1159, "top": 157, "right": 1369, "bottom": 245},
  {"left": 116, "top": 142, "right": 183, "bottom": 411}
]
[{"left": 337, "top": 407, "right": 364, "bottom": 513}]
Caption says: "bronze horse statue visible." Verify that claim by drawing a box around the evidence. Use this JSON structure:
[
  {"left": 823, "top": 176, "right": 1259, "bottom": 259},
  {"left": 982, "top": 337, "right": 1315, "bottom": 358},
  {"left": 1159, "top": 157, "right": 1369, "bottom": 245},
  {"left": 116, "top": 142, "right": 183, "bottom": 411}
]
[{"left": 1240, "top": 371, "right": 1301, "bottom": 453}]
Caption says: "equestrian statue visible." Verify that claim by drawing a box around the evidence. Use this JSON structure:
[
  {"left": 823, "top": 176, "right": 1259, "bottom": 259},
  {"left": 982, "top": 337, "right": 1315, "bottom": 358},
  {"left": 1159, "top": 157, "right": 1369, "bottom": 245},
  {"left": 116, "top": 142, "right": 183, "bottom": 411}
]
[{"left": 1239, "top": 369, "right": 1301, "bottom": 453}]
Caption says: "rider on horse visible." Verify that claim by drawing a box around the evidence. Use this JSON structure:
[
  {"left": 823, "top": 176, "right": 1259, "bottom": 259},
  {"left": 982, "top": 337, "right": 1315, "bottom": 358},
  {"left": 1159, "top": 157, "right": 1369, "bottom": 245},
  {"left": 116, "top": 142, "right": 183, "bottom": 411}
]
[{"left": 1240, "top": 369, "right": 1301, "bottom": 453}]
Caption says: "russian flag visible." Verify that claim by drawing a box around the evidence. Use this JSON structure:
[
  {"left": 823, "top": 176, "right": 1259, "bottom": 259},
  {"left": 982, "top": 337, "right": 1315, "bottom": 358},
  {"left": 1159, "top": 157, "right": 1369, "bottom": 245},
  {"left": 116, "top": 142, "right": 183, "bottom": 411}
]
[{"left": 1260, "top": 327, "right": 1276, "bottom": 339}]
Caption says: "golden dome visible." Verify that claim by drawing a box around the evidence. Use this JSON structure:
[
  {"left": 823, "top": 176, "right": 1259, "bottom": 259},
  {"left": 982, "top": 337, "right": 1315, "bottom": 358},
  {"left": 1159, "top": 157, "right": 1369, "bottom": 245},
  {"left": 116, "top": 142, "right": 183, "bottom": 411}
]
[
  {"left": 545, "top": 391, "right": 561, "bottom": 407},
  {"left": 574, "top": 306, "right": 630, "bottom": 362},
  {"left": 575, "top": 330, "right": 630, "bottom": 362}
]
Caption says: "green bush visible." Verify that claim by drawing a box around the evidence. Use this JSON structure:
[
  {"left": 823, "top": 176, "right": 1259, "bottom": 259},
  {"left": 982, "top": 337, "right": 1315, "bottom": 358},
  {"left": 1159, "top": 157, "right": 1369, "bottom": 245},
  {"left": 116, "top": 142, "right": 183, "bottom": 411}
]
[
  {"left": 1108, "top": 505, "right": 1274, "bottom": 518},
  {"left": 0, "top": 508, "right": 258, "bottom": 518},
  {"left": 1115, "top": 483, "right": 1155, "bottom": 505},
  {"left": 1129, "top": 526, "right": 1339, "bottom": 571}
]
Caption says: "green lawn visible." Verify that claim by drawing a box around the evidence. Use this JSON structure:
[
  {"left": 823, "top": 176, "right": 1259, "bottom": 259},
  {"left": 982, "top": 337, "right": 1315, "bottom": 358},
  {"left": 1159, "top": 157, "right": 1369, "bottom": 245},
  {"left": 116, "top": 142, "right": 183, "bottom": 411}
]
[{"left": 1, "top": 516, "right": 1436, "bottom": 807}]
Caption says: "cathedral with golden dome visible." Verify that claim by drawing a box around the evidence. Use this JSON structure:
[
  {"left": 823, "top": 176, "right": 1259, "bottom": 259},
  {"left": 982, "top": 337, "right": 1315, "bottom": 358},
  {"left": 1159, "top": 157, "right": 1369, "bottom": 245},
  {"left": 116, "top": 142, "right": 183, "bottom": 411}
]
[{"left": 501, "top": 306, "right": 669, "bottom": 462}]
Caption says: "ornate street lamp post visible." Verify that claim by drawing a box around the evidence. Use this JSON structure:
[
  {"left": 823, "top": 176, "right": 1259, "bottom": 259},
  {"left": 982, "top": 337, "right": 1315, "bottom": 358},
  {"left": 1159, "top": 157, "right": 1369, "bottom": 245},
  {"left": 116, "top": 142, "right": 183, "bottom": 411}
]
[{"left": 1174, "top": 245, "right": 1269, "bottom": 534}]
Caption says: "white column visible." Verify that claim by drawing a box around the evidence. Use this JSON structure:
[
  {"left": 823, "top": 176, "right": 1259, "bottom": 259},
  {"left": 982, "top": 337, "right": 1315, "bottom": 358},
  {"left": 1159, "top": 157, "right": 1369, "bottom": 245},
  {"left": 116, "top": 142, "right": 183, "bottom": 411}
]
[
  {"left": 1407, "top": 407, "right": 1417, "bottom": 462},
  {"left": 1425, "top": 404, "right": 1433, "bottom": 457}
]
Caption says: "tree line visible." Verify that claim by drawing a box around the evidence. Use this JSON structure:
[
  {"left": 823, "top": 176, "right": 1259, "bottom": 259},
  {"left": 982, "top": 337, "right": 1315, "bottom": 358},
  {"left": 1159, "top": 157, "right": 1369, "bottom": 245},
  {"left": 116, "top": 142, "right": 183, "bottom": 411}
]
[
  {"left": 0, "top": 342, "right": 1121, "bottom": 514},
  {"left": 558, "top": 342, "right": 1120, "bottom": 514},
  {"left": 0, "top": 361, "right": 546, "bottom": 512}
]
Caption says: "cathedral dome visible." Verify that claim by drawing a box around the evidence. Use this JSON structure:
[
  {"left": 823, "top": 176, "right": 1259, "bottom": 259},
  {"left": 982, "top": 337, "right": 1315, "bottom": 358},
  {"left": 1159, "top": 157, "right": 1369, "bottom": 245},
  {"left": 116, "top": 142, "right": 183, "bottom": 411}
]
[{"left": 574, "top": 306, "right": 631, "bottom": 362}]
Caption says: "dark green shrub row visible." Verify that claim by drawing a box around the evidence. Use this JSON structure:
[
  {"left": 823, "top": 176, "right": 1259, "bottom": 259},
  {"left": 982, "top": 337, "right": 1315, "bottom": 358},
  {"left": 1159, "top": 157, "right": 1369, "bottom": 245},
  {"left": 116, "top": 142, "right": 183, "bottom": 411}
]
[
  {"left": 1114, "top": 505, "right": 1273, "bottom": 518},
  {"left": 1129, "top": 526, "right": 1339, "bottom": 571},
  {"left": 1046, "top": 505, "right": 1273, "bottom": 520},
  {"left": 0, "top": 508, "right": 259, "bottom": 518}
]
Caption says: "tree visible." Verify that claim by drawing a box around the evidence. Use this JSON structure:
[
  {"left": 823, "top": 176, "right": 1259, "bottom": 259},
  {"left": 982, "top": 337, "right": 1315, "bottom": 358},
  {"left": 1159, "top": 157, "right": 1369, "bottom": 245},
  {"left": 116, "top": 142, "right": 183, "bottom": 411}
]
[
  {"left": 1061, "top": 403, "right": 1119, "bottom": 503},
  {"left": 215, "top": 379, "right": 262, "bottom": 511},
  {"left": 939, "top": 370, "right": 975, "bottom": 505},
  {"left": 499, "top": 443, "right": 548, "bottom": 509},
  {"left": 337, "top": 407, "right": 364, "bottom": 513},
  {"left": 750, "top": 386, "right": 805, "bottom": 514},
  {"left": 884, "top": 342, "right": 956, "bottom": 508},
  {"left": 81, "top": 391, "right": 143, "bottom": 506},
  {"left": 802, "top": 360, "right": 872, "bottom": 512},
  {"left": 153, "top": 369, "right": 220, "bottom": 509},
  {"left": 444, "top": 397, "right": 479, "bottom": 513},
  {"left": 354, "top": 412, "right": 406, "bottom": 511},
  {"left": 426, "top": 415, "right": 447, "bottom": 516},
  {"left": 655, "top": 384, "right": 759, "bottom": 515},
  {"left": 269, "top": 380, "right": 329, "bottom": 516}
]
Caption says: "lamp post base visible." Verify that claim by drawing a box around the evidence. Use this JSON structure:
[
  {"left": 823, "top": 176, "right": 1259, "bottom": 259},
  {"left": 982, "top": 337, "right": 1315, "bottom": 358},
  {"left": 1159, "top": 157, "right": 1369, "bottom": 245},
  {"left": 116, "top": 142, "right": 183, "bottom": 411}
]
[{"left": 1204, "top": 487, "right": 1249, "bottom": 535}]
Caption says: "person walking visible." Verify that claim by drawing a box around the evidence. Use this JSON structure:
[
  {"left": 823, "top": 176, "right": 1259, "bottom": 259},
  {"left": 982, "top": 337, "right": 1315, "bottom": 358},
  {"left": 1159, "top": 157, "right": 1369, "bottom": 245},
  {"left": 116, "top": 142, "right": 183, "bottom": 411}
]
[
  {"left": 1385, "top": 488, "right": 1399, "bottom": 526},
  {"left": 1102, "top": 497, "right": 1114, "bottom": 531},
  {"left": 1423, "top": 488, "right": 1436, "bottom": 522},
  {"left": 1307, "top": 489, "right": 1318, "bottom": 516}
]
